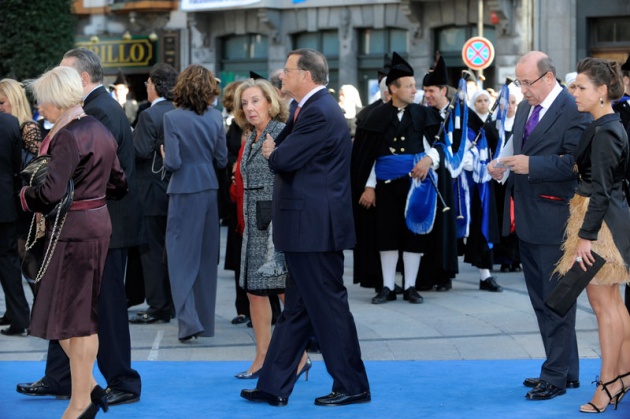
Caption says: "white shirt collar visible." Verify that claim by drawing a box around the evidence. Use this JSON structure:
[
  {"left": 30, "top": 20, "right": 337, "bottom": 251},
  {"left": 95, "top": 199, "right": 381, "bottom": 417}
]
[{"left": 297, "top": 85, "right": 326, "bottom": 108}]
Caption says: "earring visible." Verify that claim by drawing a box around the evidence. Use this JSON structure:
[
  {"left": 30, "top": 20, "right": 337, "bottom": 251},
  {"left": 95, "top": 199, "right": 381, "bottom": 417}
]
[{"left": 600, "top": 97, "right": 604, "bottom": 107}]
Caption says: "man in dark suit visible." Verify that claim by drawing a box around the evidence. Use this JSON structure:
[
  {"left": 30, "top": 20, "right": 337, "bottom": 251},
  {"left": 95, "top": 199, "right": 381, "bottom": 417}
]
[
  {"left": 128, "top": 63, "right": 178, "bottom": 324},
  {"left": 0, "top": 112, "right": 30, "bottom": 336},
  {"left": 16, "top": 48, "right": 142, "bottom": 405},
  {"left": 241, "top": 48, "right": 370, "bottom": 407},
  {"left": 489, "top": 51, "right": 591, "bottom": 400}
]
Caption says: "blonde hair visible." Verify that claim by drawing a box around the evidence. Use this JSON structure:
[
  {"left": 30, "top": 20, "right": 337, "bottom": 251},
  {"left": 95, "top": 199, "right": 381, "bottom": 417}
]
[
  {"left": 339, "top": 84, "right": 363, "bottom": 119},
  {"left": 233, "top": 78, "right": 288, "bottom": 131},
  {"left": 30, "top": 66, "right": 84, "bottom": 110},
  {"left": 0, "top": 78, "right": 33, "bottom": 124}
]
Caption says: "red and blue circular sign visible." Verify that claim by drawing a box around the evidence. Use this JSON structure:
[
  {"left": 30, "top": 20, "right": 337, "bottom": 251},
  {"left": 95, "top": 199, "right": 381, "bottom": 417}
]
[{"left": 462, "top": 37, "right": 495, "bottom": 70}]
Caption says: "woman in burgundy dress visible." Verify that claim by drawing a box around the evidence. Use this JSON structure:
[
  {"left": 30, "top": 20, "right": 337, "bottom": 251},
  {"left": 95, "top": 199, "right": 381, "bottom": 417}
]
[{"left": 20, "top": 66, "right": 127, "bottom": 419}]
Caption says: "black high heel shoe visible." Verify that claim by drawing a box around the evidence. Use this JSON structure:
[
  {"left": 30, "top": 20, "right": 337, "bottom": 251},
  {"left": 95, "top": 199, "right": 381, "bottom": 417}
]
[
  {"left": 90, "top": 385, "right": 109, "bottom": 413},
  {"left": 612, "top": 371, "right": 630, "bottom": 405},
  {"left": 580, "top": 377, "right": 622, "bottom": 413},
  {"left": 77, "top": 403, "right": 99, "bottom": 419},
  {"left": 297, "top": 356, "right": 312, "bottom": 382}
]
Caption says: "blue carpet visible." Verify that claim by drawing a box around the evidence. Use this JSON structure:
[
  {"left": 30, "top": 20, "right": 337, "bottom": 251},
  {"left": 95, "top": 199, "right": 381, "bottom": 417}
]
[{"left": 0, "top": 359, "right": 628, "bottom": 418}]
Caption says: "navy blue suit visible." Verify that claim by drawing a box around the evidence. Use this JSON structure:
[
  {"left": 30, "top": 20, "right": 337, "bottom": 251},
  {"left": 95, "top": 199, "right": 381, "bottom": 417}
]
[
  {"left": 133, "top": 100, "right": 175, "bottom": 319},
  {"left": 257, "top": 88, "right": 369, "bottom": 398},
  {"left": 505, "top": 86, "right": 590, "bottom": 389}
]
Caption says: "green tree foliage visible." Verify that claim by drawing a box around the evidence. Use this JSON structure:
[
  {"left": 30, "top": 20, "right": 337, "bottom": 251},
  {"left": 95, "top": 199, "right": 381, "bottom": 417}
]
[{"left": 0, "top": 0, "right": 76, "bottom": 81}]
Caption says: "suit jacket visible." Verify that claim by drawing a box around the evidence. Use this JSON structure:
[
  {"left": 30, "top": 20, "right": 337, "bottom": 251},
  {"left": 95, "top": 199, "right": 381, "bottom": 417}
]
[
  {"left": 505, "top": 87, "right": 591, "bottom": 244},
  {"left": 133, "top": 100, "right": 174, "bottom": 216},
  {"left": 163, "top": 107, "right": 228, "bottom": 194},
  {"left": 269, "top": 88, "right": 355, "bottom": 252},
  {"left": 83, "top": 86, "right": 142, "bottom": 248},
  {"left": 0, "top": 113, "right": 21, "bottom": 223}
]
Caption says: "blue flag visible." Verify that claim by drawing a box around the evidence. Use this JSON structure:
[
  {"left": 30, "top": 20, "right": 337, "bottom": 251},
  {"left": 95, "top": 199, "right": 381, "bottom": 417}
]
[
  {"left": 493, "top": 84, "right": 510, "bottom": 160},
  {"left": 439, "top": 78, "right": 468, "bottom": 178}
]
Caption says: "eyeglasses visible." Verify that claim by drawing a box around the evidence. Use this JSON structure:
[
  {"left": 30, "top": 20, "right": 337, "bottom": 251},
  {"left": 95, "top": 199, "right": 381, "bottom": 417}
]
[
  {"left": 283, "top": 67, "right": 302, "bottom": 74},
  {"left": 514, "top": 72, "right": 548, "bottom": 88},
  {"left": 144, "top": 80, "right": 150, "bottom": 87}
]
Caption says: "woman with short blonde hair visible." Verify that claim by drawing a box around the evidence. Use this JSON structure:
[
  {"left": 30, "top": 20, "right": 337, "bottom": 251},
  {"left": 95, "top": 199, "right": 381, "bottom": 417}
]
[{"left": 22, "top": 66, "right": 127, "bottom": 418}]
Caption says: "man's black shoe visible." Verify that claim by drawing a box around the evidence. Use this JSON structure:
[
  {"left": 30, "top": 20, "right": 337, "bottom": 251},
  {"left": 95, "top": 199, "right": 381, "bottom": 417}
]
[
  {"left": 129, "top": 313, "right": 170, "bottom": 324},
  {"left": 16, "top": 380, "right": 70, "bottom": 399},
  {"left": 241, "top": 388, "right": 288, "bottom": 406},
  {"left": 525, "top": 380, "right": 566, "bottom": 400},
  {"left": 371, "top": 287, "right": 396, "bottom": 304},
  {"left": 479, "top": 276, "right": 503, "bottom": 292},
  {"left": 105, "top": 388, "right": 140, "bottom": 405},
  {"left": 435, "top": 282, "right": 452, "bottom": 292},
  {"left": 523, "top": 377, "right": 580, "bottom": 389},
  {"left": 402, "top": 287, "right": 423, "bottom": 304},
  {"left": 1, "top": 326, "right": 26, "bottom": 336},
  {"left": 314, "top": 391, "right": 371, "bottom": 406}
]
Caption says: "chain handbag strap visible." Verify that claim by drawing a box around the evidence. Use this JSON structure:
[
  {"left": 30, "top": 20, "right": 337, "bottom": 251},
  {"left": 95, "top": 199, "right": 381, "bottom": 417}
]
[{"left": 23, "top": 156, "right": 69, "bottom": 284}]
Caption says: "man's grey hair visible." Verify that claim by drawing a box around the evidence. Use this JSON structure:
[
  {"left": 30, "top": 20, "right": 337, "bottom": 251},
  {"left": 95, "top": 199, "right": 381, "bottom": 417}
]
[{"left": 62, "top": 48, "right": 104, "bottom": 84}]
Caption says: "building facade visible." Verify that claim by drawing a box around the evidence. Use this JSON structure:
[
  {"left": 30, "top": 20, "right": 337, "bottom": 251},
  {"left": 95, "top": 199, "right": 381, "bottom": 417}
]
[{"left": 73, "top": 0, "right": 630, "bottom": 105}]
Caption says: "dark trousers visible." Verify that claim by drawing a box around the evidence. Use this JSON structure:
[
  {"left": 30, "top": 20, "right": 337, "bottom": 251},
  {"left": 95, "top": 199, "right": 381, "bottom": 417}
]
[
  {"left": 43, "top": 248, "right": 141, "bottom": 395},
  {"left": 520, "top": 239, "right": 579, "bottom": 389},
  {"left": 257, "top": 251, "right": 369, "bottom": 398},
  {"left": 0, "top": 222, "right": 29, "bottom": 328},
  {"left": 139, "top": 215, "right": 173, "bottom": 318}
]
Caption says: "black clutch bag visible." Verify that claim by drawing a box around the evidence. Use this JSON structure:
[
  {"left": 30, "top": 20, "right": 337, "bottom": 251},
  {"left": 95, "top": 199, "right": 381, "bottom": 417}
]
[
  {"left": 256, "top": 200, "right": 272, "bottom": 230},
  {"left": 545, "top": 251, "right": 606, "bottom": 317}
]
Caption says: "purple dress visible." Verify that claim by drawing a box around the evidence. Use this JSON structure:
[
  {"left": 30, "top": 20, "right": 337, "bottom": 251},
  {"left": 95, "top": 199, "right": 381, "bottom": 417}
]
[{"left": 22, "top": 116, "right": 127, "bottom": 340}]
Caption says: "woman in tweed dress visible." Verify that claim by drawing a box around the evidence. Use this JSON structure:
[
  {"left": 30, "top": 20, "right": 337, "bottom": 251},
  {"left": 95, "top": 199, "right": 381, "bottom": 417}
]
[{"left": 232, "top": 78, "right": 310, "bottom": 379}]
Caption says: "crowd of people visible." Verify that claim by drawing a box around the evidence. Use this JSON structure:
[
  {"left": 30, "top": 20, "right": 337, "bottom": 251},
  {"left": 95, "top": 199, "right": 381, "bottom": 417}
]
[{"left": 1, "top": 45, "right": 630, "bottom": 417}]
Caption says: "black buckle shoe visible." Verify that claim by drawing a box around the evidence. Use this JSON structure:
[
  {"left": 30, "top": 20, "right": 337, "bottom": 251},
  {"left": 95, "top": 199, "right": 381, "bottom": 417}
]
[
  {"left": 371, "top": 287, "right": 396, "bottom": 304},
  {"left": 479, "top": 276, "right": 503, "bottom": 292},
  {"left": 402, "top": 287, "right": 423, "bottom": 304}
]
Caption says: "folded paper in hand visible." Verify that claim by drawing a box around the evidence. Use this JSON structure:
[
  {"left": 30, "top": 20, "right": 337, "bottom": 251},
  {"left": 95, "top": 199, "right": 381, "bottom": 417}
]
[{"left": 544, "top": 251, "right": 606, "bottom": 317}]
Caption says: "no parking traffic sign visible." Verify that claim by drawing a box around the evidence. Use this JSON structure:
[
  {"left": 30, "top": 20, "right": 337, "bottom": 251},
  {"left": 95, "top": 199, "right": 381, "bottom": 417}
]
[{"left": 462, "top": 36, "right": 495, "bottom": 70}]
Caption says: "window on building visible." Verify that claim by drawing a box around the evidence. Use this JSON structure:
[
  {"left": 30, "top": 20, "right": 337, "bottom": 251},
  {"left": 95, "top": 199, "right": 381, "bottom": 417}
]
[
  {"left": 292, "top": 31, "right": 339, "bottom": 95},
  {"left": 590, "top": 18, "right": 630, "bottom": 64},
  {"left": 220, "top": 34, "right": 268, "bottom": 85},
  {"left": 357, "top": 28, "right": 409, "bottom": 105}
]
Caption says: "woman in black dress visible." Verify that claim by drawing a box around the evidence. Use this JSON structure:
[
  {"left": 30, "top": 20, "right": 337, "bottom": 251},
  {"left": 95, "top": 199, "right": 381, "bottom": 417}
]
[{"left": 557, "top": 57, "right": 630, "bottom": 413}]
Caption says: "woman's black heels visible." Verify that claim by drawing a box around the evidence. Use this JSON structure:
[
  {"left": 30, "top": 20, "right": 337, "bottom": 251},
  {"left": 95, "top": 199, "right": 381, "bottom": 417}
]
[
  {"left": 77, "top": 403, "right": 99, "bottom": 419},
  {"left": 77, "top": 384, "right": 109, "bottom": 418},
  {"left": 612, "top": 371, "right": 630, "bottom": 405},
  {"left": 90, "top": 385, "right": 109, "bottom": 412},
  {"left": 296, "top": 356, "right": 312, "bottom": 382},
  {"left": 580, "top": 377, "right": 622, "bottom": 413}
]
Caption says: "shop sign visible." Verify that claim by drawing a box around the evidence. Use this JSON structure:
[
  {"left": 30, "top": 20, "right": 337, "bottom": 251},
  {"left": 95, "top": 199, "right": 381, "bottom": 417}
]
[{"left": 75, "top": 38, "right": 156, "bottom": 68}]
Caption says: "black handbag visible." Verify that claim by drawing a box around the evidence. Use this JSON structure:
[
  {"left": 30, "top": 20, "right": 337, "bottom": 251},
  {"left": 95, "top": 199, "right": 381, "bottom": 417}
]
[
  {"left": 545, "top": 251, "right": 606, "bottom": 316},
  {"left": 256, "top": 200, "right": 272, "bottom": 230},
  {"left": 20, "top": 154, "right": 74, "bottom": 220},
  {"left": 21, "top": 154, "right": 50, "bottom": 186},
  {"left": 21, "top": 154, "right": 74, "bottom": 284}
]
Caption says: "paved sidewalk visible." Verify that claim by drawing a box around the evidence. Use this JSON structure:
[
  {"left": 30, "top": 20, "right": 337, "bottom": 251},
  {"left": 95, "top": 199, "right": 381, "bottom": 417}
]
[{"left": 0, "top": 226, "right": 602, "bottom": 364}]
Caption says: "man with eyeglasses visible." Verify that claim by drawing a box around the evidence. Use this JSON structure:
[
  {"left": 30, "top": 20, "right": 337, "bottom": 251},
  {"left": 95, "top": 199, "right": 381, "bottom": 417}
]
[{"left": 488, "top": 51, "right": 591, "bottom": 401}]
